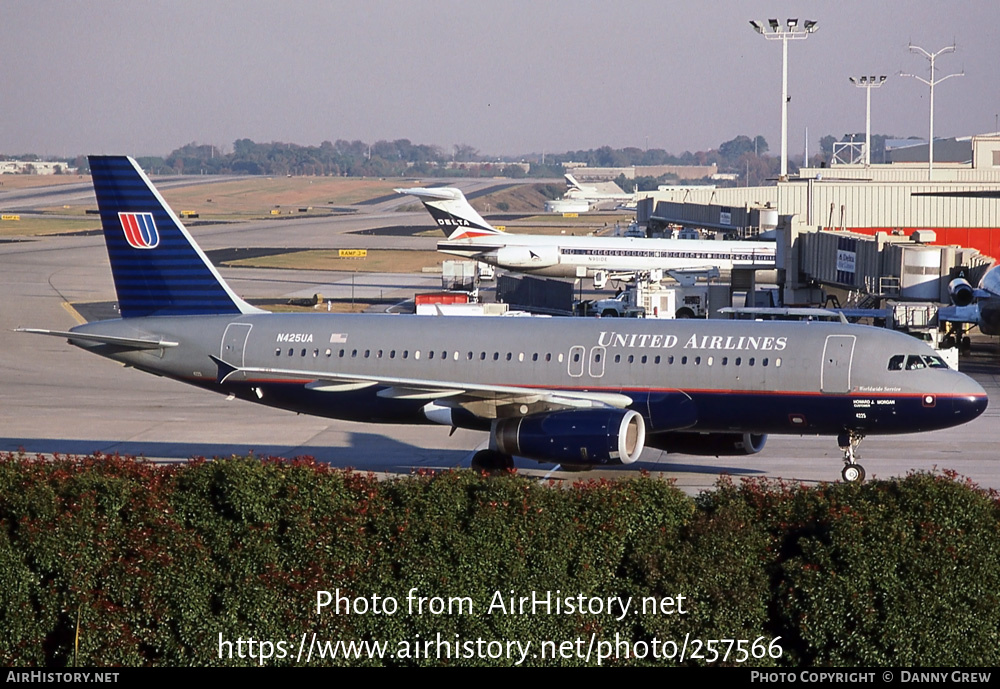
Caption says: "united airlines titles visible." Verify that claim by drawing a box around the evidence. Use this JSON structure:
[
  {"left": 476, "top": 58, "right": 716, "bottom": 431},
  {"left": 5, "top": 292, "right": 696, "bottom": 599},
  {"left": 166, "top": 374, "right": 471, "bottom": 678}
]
[{"left": 598, "top": 331, "right": 788, "bottom": 352}]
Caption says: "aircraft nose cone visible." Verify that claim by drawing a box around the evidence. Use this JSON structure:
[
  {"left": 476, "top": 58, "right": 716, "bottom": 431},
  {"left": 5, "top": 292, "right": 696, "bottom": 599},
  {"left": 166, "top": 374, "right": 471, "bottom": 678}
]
[
  {"left": 953, "top": 377, "right": 988, "bottom": 422},
  {"left": 962, "top": 392, "right": 989, "bottom": 421}
]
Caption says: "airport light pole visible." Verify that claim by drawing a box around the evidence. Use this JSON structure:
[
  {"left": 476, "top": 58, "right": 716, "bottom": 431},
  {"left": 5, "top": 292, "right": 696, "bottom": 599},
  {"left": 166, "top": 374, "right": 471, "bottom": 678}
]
[
  {"left": 749, "top": 18, "right": 818, "bottom": 180},
  {"left": 849, "top": 75, "right": 887, "bottom": 166},
  {"left": 900, "top": 44, "right": 963, "bottom": 180}
]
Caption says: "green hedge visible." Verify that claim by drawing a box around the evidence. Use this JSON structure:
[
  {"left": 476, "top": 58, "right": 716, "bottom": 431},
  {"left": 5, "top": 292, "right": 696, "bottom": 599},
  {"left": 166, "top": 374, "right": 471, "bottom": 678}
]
[{"left": 0, "top": 454, "right": 997, "bottom": 666}]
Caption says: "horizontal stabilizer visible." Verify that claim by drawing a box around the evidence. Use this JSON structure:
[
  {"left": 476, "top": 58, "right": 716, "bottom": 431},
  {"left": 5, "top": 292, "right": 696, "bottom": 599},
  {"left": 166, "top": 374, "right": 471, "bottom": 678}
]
[{"left": 16, "top": 328, "right": 178, "bottom": 349}]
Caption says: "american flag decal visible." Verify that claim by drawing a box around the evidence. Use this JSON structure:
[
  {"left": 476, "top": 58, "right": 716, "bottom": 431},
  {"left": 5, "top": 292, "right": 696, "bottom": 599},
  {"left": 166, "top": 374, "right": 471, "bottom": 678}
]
[
  {"left": 330, "top": 333, "right": 348, "bottom": 343},
  {"left": 119, "top": 212, "right": 159, "bottom": 249}
]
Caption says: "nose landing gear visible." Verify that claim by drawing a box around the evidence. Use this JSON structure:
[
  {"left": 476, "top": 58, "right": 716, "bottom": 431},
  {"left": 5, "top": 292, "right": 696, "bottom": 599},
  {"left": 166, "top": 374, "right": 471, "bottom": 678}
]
[{"left": 838, "top": 430, "right": 867, "bottom": 482}]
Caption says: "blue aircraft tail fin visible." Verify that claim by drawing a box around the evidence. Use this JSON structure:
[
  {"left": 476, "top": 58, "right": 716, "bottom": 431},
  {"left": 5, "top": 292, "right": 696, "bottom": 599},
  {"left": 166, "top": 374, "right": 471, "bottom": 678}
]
[{"left": 89, "top": 155, "right": 261, "bottom": 318}]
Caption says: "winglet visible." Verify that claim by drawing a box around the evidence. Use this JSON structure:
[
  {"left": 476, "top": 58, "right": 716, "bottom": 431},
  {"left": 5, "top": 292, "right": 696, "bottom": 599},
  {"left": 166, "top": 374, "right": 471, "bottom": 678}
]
[{"left": 396, "top": 186, "right": 502, "bottom": 240}]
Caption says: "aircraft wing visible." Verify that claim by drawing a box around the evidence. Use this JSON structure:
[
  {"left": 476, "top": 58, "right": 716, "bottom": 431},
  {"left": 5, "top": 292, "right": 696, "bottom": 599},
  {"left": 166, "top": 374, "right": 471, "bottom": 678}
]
[
  {"left": 937, "top": 304, "right": 981, "bottom": 325},
  {"left": 210, "top": 356, "right": 633, "bottom": 417}
]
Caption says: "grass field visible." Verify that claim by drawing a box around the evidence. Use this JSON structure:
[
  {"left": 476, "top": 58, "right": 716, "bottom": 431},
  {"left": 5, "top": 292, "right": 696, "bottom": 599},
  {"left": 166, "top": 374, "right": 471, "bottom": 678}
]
[
  {"left": 157, "top": 177, "right": 408, "bottom": 216},
  {"left": 263, "top": 302, "right": 371, "bottom": 313},
  {"left": 0, "top": 216, "right": 99, "bottom": 237},
  {"left": 0, "top": 174, "right": 89, "bottom": 190},
  {"left": 7, "top": 174, "right": 637, "bottom": 242}
]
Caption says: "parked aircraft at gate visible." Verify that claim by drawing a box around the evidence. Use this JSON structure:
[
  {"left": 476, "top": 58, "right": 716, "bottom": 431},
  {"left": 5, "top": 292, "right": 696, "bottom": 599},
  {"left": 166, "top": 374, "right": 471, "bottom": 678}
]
[
  {"left": 396, "top": 186, "right": 776, "bottom": 279},
  {"left": 939, "top": 267, "right": 1000, "bottom": 338},
  {"left": 19, "top": 157, "right": 987, "bottom": 481}
]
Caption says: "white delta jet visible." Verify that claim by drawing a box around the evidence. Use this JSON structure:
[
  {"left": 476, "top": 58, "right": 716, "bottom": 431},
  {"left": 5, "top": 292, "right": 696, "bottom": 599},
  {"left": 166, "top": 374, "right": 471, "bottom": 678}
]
[{"left": 396, "top": 186, "right": 775, "bottom": 279}]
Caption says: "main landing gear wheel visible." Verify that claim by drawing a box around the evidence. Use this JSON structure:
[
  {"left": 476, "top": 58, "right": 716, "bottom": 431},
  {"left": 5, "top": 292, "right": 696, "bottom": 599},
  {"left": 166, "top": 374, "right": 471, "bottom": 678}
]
[
  {"left": 841, "top": 464, "right": 866, "bottom": 483},
  {"left": 837, "top": 430, "right": 867, "bottom": 483},
  {"left": 471, "top": 450, "right": 515, "bottom": 474}
]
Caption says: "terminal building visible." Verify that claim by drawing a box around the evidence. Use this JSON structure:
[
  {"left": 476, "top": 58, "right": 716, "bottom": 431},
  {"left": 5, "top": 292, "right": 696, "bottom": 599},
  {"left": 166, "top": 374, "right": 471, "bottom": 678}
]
[{"left": 637, "top": 133, "right": 1000, "bottom": 305}]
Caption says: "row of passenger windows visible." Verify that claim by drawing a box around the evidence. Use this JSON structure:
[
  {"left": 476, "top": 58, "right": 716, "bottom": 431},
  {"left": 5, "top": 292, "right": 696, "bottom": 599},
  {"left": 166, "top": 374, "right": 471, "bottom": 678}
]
[
  {"left": 887, "top": 354, "right": 949, "bottom": 371},
  {"left": 275, "top": 347, "right": 781, "bottom": 368},
  {"left": 277, "top": 348, "right": 562, "bottom": 362}
]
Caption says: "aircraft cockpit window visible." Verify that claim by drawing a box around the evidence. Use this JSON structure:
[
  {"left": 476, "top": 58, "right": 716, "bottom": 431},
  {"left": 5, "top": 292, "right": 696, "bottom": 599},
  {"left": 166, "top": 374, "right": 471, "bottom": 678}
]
[
  {"left": 888, "top": 355, "right": 905, "bottom": 371},
  {"left": 923, "top": 355, "right": 948, "bottom": 369},
  {"left": 905, "top": 355, "right": 926, "bottom": 370}
]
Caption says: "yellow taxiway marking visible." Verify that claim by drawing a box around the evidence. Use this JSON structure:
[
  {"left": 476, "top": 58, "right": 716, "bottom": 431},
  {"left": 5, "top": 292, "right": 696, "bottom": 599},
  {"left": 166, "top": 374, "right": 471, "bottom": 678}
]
[{"left": 62, "top": 302, "right": 86, "bottom": 325}]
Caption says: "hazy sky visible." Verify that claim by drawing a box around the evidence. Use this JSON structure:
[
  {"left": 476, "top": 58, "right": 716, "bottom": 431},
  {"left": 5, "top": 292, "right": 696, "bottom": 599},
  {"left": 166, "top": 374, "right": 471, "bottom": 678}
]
[{"left": 5, "top": 0, "right": 998, "bottom": 158}]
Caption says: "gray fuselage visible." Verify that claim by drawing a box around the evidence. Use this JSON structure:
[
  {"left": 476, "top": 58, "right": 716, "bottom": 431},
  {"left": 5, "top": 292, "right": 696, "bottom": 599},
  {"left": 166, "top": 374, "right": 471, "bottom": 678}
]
[{"left": 68, "top": 313, "right": 987, "bottom": 441}]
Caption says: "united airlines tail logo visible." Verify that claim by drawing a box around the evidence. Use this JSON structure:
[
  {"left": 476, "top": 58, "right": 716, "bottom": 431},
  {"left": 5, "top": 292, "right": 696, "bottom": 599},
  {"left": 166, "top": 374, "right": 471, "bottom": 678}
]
[{"left": 119, "top": 212, "right": 159, "bottom": 249}]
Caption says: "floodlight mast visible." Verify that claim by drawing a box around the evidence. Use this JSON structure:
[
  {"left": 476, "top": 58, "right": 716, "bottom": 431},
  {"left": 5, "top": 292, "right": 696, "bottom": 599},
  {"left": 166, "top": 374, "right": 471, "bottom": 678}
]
[
  {"left": 900, "top": 44, "right": 963, "bottom": 179},
  {"left": 849, "top": 75, "right": 887, "bottom": 166},
  {"left": 749, "top": 18, "right": 819, "bottom": 179}
]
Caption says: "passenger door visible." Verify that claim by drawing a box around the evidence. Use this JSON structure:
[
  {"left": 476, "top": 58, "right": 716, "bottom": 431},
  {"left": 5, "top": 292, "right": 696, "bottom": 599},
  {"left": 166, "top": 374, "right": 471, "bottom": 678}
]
[{"left": 821, "top": 335, "right": 856, "bottom": 394}]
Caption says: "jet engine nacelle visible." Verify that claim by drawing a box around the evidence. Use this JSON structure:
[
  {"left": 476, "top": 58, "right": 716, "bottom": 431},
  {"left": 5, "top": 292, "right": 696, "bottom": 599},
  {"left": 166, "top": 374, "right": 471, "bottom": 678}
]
[
  {"left": 493, "top": 245, "right": 560, "bottom": 269},
  {"left": 645, "top": 431, "right": 766, "bottom": 456},
  {"left": 493, "top": 409, "right": 646, "bottom": 465},
  {"left": 949, "top": 277, "right": 975, "bottom": 307}
]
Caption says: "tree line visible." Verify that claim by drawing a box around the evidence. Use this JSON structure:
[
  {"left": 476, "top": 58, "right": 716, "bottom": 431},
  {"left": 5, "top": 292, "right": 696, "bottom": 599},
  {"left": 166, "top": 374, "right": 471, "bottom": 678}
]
[{"left": 8, "top": 132, "right": 910, "bottom": 186}]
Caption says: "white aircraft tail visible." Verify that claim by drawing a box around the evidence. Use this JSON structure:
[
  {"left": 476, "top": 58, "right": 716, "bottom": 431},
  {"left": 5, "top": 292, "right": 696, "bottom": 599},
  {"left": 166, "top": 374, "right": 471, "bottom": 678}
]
[{"left": 396, "top": 187, "right": 503, "bottom": 240}]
